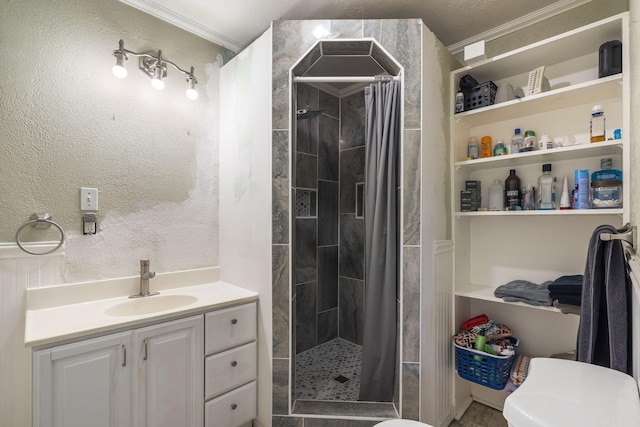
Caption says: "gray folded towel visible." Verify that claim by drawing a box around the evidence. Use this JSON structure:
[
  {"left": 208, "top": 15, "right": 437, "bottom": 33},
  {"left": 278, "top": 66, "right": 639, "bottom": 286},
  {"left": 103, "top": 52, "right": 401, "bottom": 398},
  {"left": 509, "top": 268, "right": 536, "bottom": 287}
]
[{"left": 494, "top": 280, "right": 552, "bottom": 306}]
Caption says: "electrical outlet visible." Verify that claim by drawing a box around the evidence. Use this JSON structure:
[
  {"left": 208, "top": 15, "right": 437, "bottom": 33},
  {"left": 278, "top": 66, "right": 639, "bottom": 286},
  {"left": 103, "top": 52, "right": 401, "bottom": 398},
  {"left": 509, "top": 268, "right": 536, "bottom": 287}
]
[{"left": 81, "top": 187, "right": 99, "bottom": 211}]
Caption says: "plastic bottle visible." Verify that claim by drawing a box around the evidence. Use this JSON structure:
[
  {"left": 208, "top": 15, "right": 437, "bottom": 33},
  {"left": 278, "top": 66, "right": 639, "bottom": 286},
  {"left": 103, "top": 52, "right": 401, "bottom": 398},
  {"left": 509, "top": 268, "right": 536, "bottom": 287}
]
[
  {"left": 574, "top": 169, "right": 590, "bottom": 209},
  {"left": 511, "top": 128, "right": 523, "bottom": 154},
  {"left": 505, "top": 169, "right": 521, "bottom": 210},
  {"left": 480, "top": 136, "right": 492, "bottom": 158},
  {"left": 590, "top": 105, "right": 605, "bottom": 143},
  {"left": 590, "top": 158, "right": 622, "bottom": 208},
  {"left": 560, "top": 176, "right": 571, "bottom": 209},
  {"left": 522, "top": 183, "right": 535, "bottom": 210},
  {"left": 455, "top": 92, "right": 465, "bottom": 113},
  {"left": 489, "top": 180, "right": 504, "bottom": 211},
  {"left": 536, "top": 163, "right": 556, "bottom": 210},
  {"left": 493, "top": 139, "right": 508, "bottom": 156},
  {"left": 521, "top": 130, "right": 537, "bottom": 152},
  {"left": 467, "top": 137, "right": 479, "bottom": 160}
]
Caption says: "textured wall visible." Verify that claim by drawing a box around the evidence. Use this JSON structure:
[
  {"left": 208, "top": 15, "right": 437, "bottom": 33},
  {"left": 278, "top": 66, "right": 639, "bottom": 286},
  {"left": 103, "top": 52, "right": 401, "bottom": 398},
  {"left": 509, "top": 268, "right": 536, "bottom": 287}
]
[{"left": 0, "top": 0, "right": 221, "bottom": 283}]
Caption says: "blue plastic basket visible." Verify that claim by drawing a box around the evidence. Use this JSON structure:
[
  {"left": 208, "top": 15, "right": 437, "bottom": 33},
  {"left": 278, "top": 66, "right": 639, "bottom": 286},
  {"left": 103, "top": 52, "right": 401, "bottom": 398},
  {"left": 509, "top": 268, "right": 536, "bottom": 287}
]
[{"left": 454, "top": 336, "right": 519, "bottom": 390}]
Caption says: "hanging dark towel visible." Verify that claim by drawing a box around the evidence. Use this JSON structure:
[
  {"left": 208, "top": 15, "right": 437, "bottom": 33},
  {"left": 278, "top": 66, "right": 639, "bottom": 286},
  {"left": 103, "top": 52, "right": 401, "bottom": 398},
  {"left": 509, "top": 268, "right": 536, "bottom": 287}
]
[{"left": 577, "top": 225, "right": 632, "bottom": 375}]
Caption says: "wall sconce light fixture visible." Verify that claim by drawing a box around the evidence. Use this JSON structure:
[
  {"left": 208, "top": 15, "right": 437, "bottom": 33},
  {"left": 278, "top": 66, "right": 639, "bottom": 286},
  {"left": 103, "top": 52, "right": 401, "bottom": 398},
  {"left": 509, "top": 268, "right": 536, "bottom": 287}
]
[{"left": 112, "top": 39, "right": 198, "bottom": 100}]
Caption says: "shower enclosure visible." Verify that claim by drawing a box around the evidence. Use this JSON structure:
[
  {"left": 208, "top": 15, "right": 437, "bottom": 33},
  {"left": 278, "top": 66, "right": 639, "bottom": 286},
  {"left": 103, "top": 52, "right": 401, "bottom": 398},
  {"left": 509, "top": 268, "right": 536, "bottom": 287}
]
[{"left": 290, "top": 39, "right": 402, "bottom": 416}]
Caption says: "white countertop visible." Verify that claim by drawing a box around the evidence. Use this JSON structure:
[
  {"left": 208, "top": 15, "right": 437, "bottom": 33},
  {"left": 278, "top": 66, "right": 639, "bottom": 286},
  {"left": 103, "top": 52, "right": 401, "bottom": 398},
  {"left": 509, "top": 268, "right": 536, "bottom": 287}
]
[{"left": 25, "top": 281, "right": 258, "bottom": 347}]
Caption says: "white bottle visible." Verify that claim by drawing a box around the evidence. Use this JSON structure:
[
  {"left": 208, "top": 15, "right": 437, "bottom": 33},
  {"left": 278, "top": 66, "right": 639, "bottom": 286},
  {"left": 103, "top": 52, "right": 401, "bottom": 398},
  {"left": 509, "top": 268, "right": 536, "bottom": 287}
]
[
  {"left": 455, "top": 92, "right": 464, "bottom": 113},
  {"left": 489, "top": 180, "right": 504, "bottom": 211}
]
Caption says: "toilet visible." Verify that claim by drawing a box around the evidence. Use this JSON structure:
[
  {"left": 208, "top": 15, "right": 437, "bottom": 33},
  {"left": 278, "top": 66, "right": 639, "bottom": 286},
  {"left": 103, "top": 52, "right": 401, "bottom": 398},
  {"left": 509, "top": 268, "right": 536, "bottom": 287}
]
[
  {"left": 503, "top": 358, "right": 640, "bottom": 426},
  {"left": 375, "top": 421, "right": 432, "bottom": 427}
]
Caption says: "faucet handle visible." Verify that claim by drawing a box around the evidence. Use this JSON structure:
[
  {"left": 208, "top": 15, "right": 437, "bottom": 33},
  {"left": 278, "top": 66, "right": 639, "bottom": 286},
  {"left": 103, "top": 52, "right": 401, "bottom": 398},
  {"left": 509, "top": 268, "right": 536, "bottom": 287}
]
[{"left": 148, "top": 271, "right": 156, "bottom": 279}]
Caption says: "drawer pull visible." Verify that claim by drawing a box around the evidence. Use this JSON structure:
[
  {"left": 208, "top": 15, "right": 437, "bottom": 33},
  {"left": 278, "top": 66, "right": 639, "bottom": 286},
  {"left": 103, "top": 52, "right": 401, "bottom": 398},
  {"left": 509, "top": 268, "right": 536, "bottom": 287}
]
[
  {"left": 231, "top": 360, "right": 238, "bottom": 367},
  {"left": 231, "top": 403, "right": 238, "bottom": 410},
  {"left": 231, "top": 318, "right": 238, "bottom": 325}
]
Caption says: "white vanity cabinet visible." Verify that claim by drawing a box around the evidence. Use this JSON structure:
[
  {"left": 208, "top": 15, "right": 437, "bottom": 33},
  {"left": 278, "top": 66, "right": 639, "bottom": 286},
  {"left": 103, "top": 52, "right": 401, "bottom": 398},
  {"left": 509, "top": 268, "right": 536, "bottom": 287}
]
[
  {"left": 33, "top": 300, "right": 258, "bottom": 427},
  {"left": 132, "top": 315, "right": 203, "bottom": 427},
  {"left": 449, "top": 13, "right": 629, "bottom": 413},
  {"left": 33, "top": 332, "right": 132, "bottom": 427},
  {"left": 203, "top": 302, "right": 257, "bottom": 427}
]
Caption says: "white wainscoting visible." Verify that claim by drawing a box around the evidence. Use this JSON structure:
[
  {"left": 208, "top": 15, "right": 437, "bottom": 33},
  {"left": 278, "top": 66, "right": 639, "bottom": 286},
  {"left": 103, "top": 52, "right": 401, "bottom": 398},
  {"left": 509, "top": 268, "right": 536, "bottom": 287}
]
[{"left": 0, "top": 243, "right": 65, "bottom": 427}]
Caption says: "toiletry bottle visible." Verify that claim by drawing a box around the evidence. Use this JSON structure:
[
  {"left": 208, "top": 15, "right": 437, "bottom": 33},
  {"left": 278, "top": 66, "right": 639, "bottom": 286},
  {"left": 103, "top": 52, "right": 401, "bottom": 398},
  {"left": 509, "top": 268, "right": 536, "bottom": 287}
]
[
  {"left": 505, "top": 169, "right": 521, "bottom": 210},
  {"left": 522, "top": 183, "right": 535, "bottom": 210},
  {"left": 489, "top": 180, "right": 504, "bottom": 211},
  {"left": 590, "top": 105, "right": 605, "bottom": 142},
  {"left": 590, "top": 158, "right": 622, "bottom": 208},
  {"left": 455, "top": 92, "right": 464, "bottom": 113},
  {"left": 521, "top": 130, "right": 537, "bottom": 152},
  {"left": 536, "top": 163, "right": 556, "bottom": 210},
  {"left": 493, "top": 139, "right": 508, "bottom": 156},
  {"left": 560, "top": 176, "right": 571, "bottom": 209},
  {"left": 511, "top": 128, "right": 523, "bottom": 154},
  {"left": 468, "top": 137, "right": 479, "bottom": 160},
  {"left": 480, "top": 136, "right": 492, "bottom": 158},
  {"left": 574, "top": 169, "right": 590, "bottom": 209}
]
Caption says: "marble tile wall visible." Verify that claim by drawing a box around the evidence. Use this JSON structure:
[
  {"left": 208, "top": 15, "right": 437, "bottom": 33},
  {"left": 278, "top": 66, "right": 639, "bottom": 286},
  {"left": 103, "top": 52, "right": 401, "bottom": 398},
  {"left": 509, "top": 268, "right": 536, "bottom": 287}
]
[{"left": 272, "top": 18, "right": 424, "bottom": 423}]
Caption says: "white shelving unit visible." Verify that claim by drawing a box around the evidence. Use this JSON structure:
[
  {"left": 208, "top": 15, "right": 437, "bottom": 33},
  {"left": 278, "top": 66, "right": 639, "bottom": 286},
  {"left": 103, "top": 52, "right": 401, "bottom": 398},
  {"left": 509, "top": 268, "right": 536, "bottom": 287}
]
[{"left": 450, "top": 12, "right": 629, "bottom": 416}]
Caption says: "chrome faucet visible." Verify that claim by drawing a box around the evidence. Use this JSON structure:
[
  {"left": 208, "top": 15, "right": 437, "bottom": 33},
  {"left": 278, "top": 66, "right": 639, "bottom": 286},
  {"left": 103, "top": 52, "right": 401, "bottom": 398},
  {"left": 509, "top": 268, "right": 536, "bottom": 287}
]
[{"left": 130, "top": 259, "right": 158, "bottom": 298}]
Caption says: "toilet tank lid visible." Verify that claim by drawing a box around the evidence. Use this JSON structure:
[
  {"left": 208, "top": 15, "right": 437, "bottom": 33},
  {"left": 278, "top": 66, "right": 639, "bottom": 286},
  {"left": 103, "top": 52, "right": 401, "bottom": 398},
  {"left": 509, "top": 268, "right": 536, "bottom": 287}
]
[{"left": 503, "top": 358, "right": 640, "bottom": 427}]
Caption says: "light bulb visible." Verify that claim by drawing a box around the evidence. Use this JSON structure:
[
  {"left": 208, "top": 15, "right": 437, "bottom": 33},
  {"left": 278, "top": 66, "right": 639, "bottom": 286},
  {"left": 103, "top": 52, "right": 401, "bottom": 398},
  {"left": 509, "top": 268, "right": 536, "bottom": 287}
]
[
  {"left": 151, "top": 77, "right": 165, "bottom": 90},
  {"left": 112, "top": 54, "right": 127, "bottom": 78},
  {"left": 186, "top": 88, "right": 198, "bottom": 100},
  {"left": 112, "top": 64, "right": 127, "bottom": 79},
  {"left": 151, "top": 66, "right": 164, "bottom": 90},
  {"left": 186, "top": 76, "right": 198, "bottom": 100}
]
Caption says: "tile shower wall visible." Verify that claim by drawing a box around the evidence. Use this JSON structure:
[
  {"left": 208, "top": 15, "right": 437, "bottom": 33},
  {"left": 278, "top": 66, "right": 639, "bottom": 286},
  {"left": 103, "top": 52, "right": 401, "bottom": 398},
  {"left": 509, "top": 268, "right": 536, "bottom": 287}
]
[
  {"left": 273, "top": 19, "right": 426, "bottom": 424},
  {"left": 294, "top": 84, "right": 340, "bottom": 354},
  {"left": 338, "top": 92, "right": 366, "bottom": 345}
]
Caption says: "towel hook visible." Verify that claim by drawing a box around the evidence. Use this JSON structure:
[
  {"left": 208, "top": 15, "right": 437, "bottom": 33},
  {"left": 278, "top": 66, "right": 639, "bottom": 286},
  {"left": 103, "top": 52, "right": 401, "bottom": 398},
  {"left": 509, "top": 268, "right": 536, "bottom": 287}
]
[
  {"left": 15, "top": 213, "right": 66, "bottom": 256},
  {"left": 599, "top": 224, "right": 636, "bottom": 253}
]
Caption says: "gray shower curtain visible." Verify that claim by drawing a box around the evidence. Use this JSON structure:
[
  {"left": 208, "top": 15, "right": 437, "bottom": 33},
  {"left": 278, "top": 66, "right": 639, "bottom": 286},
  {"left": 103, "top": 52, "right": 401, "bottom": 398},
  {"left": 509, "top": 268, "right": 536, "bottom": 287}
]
[{"left": 359, "top": 80, "right": 400, "bottom": 402}]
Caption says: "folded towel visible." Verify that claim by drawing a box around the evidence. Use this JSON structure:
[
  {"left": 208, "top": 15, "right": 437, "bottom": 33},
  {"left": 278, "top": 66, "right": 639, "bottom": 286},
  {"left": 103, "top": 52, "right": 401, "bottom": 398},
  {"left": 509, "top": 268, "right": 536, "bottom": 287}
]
[
  {"left": 553, "top": 299, "right": 581, "bottom": 315},
  {"left": 551, "top": 294, "right": 582, "bottom": 306},
  {"left": 548, "top": 275, "right": 583, "bottom": 298},
  {"left": 494, "top": 280, "right": 552, "bottom": 306}
]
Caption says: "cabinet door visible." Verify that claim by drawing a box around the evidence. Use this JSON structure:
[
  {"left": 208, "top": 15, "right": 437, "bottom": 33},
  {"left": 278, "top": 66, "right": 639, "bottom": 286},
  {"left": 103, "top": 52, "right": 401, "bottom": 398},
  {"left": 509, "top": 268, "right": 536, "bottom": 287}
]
[
  {"left": 133, "top": 315, "right": 203, "bottom": 427},
  {"left": 33, "top": 332, "right": 132, "bottom": 427}
]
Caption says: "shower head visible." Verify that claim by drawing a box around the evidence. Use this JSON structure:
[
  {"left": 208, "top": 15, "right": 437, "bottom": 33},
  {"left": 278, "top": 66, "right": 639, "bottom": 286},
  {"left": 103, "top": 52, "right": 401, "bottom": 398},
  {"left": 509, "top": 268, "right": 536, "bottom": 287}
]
[{"left": 296, "top": 107, "right": 324, "bottom": 120}]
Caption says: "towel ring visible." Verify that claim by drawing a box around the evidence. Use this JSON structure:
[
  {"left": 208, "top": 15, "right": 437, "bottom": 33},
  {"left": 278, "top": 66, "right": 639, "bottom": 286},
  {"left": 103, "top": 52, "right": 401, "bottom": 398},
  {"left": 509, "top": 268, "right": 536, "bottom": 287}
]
[{"left": 15, "top": 214, "right": 66, "bottom": 256}]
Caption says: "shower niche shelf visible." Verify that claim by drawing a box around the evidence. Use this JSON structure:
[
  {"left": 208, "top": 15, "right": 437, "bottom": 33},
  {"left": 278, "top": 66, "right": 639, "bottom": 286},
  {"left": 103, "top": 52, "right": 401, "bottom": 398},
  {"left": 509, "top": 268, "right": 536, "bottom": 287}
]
[
  {"left": 295, "top": 189, "right": 317, "bottom": 218},
  {"left": 449, "top": 12, "right": 629, "bottom": 415}
]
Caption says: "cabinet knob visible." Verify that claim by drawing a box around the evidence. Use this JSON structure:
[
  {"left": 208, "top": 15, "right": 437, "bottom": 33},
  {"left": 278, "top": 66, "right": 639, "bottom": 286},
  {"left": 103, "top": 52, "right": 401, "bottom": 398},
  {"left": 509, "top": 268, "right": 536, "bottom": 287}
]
[
  {"left": 231, "top": 360, "right": 238, "bottom": 367},
  {"left": 231, "top": 403, "right": 238, "bottom": 410},
  {"left": 231, "top": 318, "right": 238, "bottom": 325}
]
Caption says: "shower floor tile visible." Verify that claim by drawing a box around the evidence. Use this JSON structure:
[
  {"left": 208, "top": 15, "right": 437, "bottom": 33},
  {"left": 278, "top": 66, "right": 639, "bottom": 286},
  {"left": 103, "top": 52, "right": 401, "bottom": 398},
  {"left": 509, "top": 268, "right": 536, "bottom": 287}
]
[{"left": 295, "top": 338, "right": 362, "bottom": 401}]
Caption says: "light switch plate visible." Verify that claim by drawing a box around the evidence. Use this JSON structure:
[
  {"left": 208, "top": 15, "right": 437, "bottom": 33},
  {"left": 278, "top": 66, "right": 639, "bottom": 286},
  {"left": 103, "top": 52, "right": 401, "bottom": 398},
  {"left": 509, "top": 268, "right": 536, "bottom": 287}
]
[{"left": 80, "top": 187, "right": 99, "bottom": 211}]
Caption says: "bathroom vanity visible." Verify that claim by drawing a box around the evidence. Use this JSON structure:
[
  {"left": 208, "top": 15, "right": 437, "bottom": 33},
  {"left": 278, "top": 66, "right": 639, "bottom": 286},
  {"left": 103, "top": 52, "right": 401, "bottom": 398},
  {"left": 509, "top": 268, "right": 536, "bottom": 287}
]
[
  {"left": 450, "top": 13, "right": 629, "bottom": 414},
  {"left": 26, "top": 280, "right": 258, "bottom": 427}
]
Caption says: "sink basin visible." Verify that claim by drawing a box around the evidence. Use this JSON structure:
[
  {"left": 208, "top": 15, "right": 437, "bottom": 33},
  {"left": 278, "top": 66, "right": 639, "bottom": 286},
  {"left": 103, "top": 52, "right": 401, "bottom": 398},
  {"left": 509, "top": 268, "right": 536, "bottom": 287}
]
[{"left": 105, "top": 294, "right": 198, "bottom": 317}]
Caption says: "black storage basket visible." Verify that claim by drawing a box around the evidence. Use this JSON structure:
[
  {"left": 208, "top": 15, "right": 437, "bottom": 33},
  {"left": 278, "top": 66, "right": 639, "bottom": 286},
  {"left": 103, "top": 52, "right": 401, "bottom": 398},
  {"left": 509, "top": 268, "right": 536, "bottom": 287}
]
[{"left": 463, "top": 81, "right": 498, "bottom": 111}]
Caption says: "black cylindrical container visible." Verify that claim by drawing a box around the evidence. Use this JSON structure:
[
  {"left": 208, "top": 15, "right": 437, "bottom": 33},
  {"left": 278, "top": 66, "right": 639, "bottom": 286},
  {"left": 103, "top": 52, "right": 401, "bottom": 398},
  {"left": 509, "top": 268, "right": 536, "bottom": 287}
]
[{"left": 599, "top": 40, "right": 622, "bottom": 78}]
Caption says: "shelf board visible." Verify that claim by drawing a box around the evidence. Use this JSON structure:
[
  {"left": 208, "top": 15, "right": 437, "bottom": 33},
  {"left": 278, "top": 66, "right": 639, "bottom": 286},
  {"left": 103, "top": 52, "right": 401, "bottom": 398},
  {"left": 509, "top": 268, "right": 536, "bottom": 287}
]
[
  {"left": 453, "top": 74, "right": 622, "bottom": 127},
  {"left": 451, "top": 14, "right": 623, "bottom": 83},
  {"left": 455, "top": 208, "right": 623, "bottom": 218},
  {"left": 454, "top": 139, "right": 623, "bottom": 172},
  {"left": 455, "top": 284, "right": 561, "bottom": 313}
]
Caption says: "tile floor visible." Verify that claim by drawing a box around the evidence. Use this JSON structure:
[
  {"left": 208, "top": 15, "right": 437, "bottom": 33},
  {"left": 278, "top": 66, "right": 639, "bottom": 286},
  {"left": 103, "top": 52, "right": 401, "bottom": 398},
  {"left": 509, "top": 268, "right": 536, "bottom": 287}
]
[
  {"left": 295, "top": 338, "right": 508, "bottom": 427},
  {"left": 295, "top": 338, "right": 362, "bottom": 401}
]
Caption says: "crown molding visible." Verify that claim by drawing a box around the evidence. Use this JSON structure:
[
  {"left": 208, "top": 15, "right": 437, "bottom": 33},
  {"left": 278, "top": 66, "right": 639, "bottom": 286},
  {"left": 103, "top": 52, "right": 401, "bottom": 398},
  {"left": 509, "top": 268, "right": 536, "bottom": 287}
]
[
  {"left": 447, "top": 0, "right": 594, "bottom": 54},
  {"left": 119, "top": 0, "right": 243, "bottom": 52}
]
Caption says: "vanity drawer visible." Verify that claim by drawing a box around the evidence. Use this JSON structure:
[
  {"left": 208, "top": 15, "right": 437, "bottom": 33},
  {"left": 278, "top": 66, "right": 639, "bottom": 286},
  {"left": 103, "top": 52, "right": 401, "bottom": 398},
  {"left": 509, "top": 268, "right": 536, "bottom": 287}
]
[
  {"left": 205, "top": 341, "right": 256, "bottom": 399},
  {"left": 205, "top": 302, "right": 256, "bottom": 355},
  {"left": 204, "top": 381, "right": 256, "bottom": 427}
]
